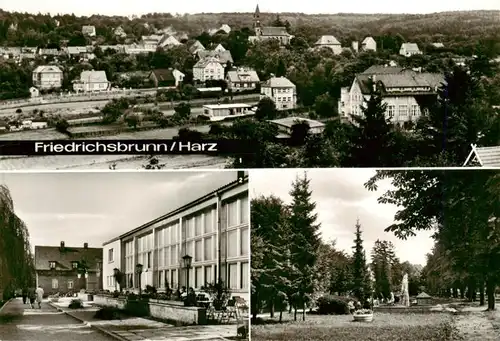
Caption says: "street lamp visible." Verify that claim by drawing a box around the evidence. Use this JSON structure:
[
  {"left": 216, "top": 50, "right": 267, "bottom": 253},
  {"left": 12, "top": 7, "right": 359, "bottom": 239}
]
[
  {"left": 182, "top": 254, "right": 192, "bottom": 288},
  {"left": 136, "top": 264, "right": 143, "bottom": 295},
  {"left": 113, "top": 268, "right": 119, "bottom": 291}
]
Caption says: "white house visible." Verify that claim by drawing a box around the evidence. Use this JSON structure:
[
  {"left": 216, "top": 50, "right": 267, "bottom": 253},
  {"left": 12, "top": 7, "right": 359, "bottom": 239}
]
[
  {"left": 226, "top": 68, "right": 260, "bottom": 91},
  {"left": 400, "top": 43, "right": 422, "bottom": 57},
  {"left": 82, "top": 25, "right": 96, "bottom": 37},
  {"left": 338, "top": 65, "right": 444, "bottom": 124},
  {"left": 196, "top": 50, "right": 233, "bottom": 67},
  {"left": 114, "top": 26, "right": 127, "bottom": 38},
  {"left": 141, "top": 35, "right": 163, "bottom": 50},
  {"left": 214, "top": 44, "right": 226, "bottom": 52},
  {"left": 102, "top": 238, "right": 122, "bottom": 292},
  {"left": 158, "top": 35, "right": 182, "bottom": 48},
  {"left": 432, "top": 42, "right": 445, "bottom": 48},
  {"left": 260, "top": 76, "right": 297, "bottom": 111},
  {"left": 73, "top": 70, "right": 110, "bottom": 92},
  {"left": 202, "top": 104, "right": 254, "bottom": 121},
  {"left": 193, "top": 57, "right": 224, "bottom": 82},
  {"left": 314, "top": 35, "right": 342, "bottom": 54},
  {"left": 362, "top": 37, "right": 377, "bottom": 51},
  {"left": 29, "top": 86, "right": 40, "bottom": 98},
  {"left": 219, "top": 24, "right": 231, "bottom": 34},
  {"left": 32, "top": 65, "right": 63, "bottom": 89},
  {"left": 189, "top": 40, "right": 205, "bottom": 54}
]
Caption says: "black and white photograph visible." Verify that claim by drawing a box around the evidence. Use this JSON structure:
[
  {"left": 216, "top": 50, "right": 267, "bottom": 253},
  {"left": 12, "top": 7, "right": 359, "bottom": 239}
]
[
  {"left": 250, "top": 168, "right": 500, "bottom": 341},
  {"left": 0, "top": 1, "right": 500, "bottom": 169},
  {"left": 0, "top": 170, "right": 250, "bottom": 341}
]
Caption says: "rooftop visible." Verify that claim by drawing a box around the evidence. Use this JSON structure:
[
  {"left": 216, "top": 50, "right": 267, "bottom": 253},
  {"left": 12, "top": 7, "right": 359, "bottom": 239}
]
[
  {"left": 33, "top": 65, "right": 63, "bottom": 74},
  {"left": 35, "top": 243, "right": 102, "bottom": 271},
  {"left": 263, "top": 76, "right": 295, "bottom": 88},
  {"left": 78, "top": 70, "right": 108, "bottom": 83},
  {"left": 464, "top": 145, "right": 500, "bottom": 167},
  {"left": 270, "top": 117, "right": 325, "bottom": 129},
  {"left": 203, "top": 103, "right": 252, "bottom": 109},
  {"left": 315, "top": 35, "right": 341, "bottom": 46},
  {"left": 401, "top": 43, "right": 421, "bottom": 52},
  {"left": 226, "top": 68, "right": 260, "bottom": 83}
]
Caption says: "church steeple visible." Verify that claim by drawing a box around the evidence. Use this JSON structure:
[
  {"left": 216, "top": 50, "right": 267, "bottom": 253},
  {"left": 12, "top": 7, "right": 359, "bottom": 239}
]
[{"left": 253, "top": 4, "right": 261, "bottom": 37}]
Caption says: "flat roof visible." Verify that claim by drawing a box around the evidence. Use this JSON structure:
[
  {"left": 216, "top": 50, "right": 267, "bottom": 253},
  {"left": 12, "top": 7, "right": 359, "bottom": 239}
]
[
  {"left": 270, "top": 117, "right": 325, "bottom": 128},
  {"left": 203, "top": 103, "right": 252, "bottom": 109},
  {"left": 102, "top": 174, "right": 249, "bottom": 246}
]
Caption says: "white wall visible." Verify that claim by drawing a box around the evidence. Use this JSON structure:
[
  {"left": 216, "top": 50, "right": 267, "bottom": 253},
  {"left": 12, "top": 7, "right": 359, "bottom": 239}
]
[{"left": 102, "top": 239, "right": 121, "bottom": 291}]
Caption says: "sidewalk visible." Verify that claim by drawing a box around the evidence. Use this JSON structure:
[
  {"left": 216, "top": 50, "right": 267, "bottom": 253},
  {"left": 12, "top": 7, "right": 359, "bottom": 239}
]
[{"left": 52, "top": 301, "right": 238, "bottom": 341}]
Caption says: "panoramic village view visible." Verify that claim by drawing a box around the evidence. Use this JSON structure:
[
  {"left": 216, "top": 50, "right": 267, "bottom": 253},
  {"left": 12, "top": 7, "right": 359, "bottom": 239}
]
[
  {"left": 0, "top": 4, "right": 500, "bottom": 168},
  {"left": 251, "top": 169, "right": 500, "bottom": 340},
  {"left": 0, "top": 171, "right": 250, "bottom": 341}
]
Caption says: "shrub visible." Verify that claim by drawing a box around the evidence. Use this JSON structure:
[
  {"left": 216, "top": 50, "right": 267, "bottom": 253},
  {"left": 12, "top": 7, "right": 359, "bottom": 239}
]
[
  {"left": 112, "top": 290, "right": 120, "bottom": 298},
  {"left": 316, "top": 295, "right": 350, "bottom": 315},
  {"left": 68, "top": 299, "right": 84, "bottom": 309},
  {"left": 124, "top": 299, "right": 149, "bottom": 317},
  {"left": 95, "top": 306, "right": 121, "bottom": 320}
]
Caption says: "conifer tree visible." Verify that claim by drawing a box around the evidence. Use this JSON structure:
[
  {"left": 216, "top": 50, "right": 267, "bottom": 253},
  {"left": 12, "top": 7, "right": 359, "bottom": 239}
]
[{"left": 351, "top": 219, "right": 371, "bottom": 302}]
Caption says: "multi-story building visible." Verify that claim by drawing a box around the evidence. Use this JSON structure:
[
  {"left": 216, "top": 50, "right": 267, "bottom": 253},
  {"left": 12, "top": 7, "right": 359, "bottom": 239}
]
[
  {"left": 149, "top": 68, "right": 185, "bottom": 88},
  {"left": 193, "top": 57, "right": 224, "bottom": 82},
  {"left": 35, "top": 242, "right": 102, "bottom": 294},
  {"left": 338, "top": 65, "right": 444, "bottom": 124},
  {"left": 196, "top": 49, "right": 233, "bottom": 68},
  {"left": 32, "top": 65, "right": 63, "bottom": 90},
  {"left": 102, "top": 173, "right": 250, "bottom": 301},
  {"left": 226, "top": 67, "right": 260, "bottom": 91},
  {"left": 73, "top": 70, "right": 110, "bottom": 92},
  {"left": 260, "top": 76, "right": 297, "bottom": 110}
]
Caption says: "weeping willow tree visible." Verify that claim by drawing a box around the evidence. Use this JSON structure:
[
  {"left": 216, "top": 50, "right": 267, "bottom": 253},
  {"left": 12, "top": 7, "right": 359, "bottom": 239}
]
[{"left": 0, "top": 185, "right": 35, "bottom": 300}]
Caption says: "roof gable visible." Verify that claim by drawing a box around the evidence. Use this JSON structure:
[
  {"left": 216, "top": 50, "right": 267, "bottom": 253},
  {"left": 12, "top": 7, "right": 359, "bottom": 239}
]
[
  {"left": 35, "top": 245, "right": 102, "bottom": 271},
  {"left": 464, "top": 144, "right": 500, "bottom": 167}
]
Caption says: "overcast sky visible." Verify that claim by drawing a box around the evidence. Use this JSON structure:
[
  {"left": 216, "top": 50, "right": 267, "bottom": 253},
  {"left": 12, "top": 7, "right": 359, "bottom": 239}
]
[
  {"left": 1, "top": 0, "right": 498, "bottom": 16},
  {"left": 250, "top": 169, "right": 435, "bottom": 266},
  {"left": 0, "top": 170, "right": 239, "bottom": 250}
]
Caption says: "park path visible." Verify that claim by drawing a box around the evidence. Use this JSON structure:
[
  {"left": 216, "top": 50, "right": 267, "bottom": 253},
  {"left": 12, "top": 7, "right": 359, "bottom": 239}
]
[
  {"left": 454, "top": 306, "right": 500, "bottom": 340},
  {"left": 0, "top": 298, "right": 115, "bottom": 341}
]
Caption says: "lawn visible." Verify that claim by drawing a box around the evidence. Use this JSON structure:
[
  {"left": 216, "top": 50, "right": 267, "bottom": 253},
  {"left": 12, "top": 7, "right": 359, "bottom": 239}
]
[{"left": 251, "top": 313, "right": 461, "bottom": 341}]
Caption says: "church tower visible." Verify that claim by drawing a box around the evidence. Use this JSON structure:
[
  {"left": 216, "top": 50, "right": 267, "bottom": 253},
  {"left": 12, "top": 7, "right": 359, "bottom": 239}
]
[{"left": 253, "top": 4, "right": 261, "bottom": 37}]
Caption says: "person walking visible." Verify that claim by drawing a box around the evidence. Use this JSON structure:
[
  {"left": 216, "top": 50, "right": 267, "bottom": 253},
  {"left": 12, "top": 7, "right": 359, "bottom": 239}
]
[
  {"left": 28, "top": 287, "right": 36, "bottom": 309},
  {"left": 21, "top": 287, "right": 28, "bottom": 304},
  {"left": 35, "top": 285, "right": 44, "bottom": 309}
]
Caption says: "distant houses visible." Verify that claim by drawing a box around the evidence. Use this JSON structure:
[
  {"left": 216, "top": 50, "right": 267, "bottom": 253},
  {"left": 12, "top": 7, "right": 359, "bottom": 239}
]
[
  {"left": 193, "top": 57, "right": 224, "bottom": 82},
  {"left": 400, "top": 43, "right": 422, "bottom": 57},
  {"left": 32, "top": 65, "right": 63, "bottom": 90},
  {"left": 149, "top": 69, "right": 185, "bottom": 88},
  {"left": 82, "top": 25, "right": 96, "bottom": 37},
  {"left": 248, "top": 5, "right": 293, "bottom": 45},
  {"left": 314, "top": 36, "right": 342, "bottom": 54},
  {"left": 73, "top": 70, "right": 110, "bottom": 92},
  {"left": 362, "top": 37, "right": 377, "bottom": 51},
  {"left": 226, "top": 67, "right": 260, "bottom": 92}
]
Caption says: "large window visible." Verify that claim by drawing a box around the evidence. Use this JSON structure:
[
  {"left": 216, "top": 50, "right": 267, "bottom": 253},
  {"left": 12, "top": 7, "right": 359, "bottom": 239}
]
[
  {"left": 228, "top": 263, "right": 238, "bottom": 289},
  {"left": 195, "top": 267, "right": 203, "bottom": 288},
  {"left": 387, "top": 105, "right": 395, "bottom": 118},
  {"left": 158, "top": 270, "right": 164, "bottom": 288},
  {"left": 158, "top": 248, "right": 164, "bottom": 267},
  {"left": 170, "top": 245, "right": 177, "bottom": 266},
  {"left": 240, "top": 262, "right": 249, "bottom": 289},
  {"left": 204, "top": 237, "right": 213, "bottom": 260},
  {"left": 411, "top": 105, "right": 419, "bottom": 117},
  {"left": 68, "top": 280, "right": 74, "bottom": 289},
  {"left": 49, "top": 261, "right": 56, "bottom": 269},
  {"left": 204, "top": 210, "right": 213, "bottom": 233},
  {"left": 227, "top": 230, "right": 238, "bottom": 258},
  {"left": 227, "top": 200, "right": 238, "bottom": 227},
  {"left": 195, "top": 240, "right": 202, "bottom": 261},
  {"left": 204, "top": 265, "right": 212, "bottom": 285},
  {"left": 240, "top": 196, "right": 249, "bottom": 224},
  {"left": 240, "top": 227, "right": 249, "bottom": 256},
  {"left": 195, "top": 215, "right": 202, "bottom": 236},
  {"left": 171, "top": 269, "right": 177, "bottom": 288},
  {"left": 108, "top": 248, "right": 114, "bottom": 262},
  {"left": 398, "top": 105, "right": 408, "bottom": 117}
]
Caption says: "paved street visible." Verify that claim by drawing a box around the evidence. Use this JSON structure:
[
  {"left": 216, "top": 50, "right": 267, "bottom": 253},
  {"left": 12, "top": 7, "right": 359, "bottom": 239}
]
[{"left": 0, "top": 298, "right": 115, "bottom": 341}]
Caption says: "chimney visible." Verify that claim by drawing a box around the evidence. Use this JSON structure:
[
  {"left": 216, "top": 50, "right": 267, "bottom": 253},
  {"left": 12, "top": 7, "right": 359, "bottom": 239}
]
[
  {"left": 60, "top": 241, "right": 65, "bottom": 249},
  {"left": 84, "top": 242, "right": 88, "bottom": 249}
]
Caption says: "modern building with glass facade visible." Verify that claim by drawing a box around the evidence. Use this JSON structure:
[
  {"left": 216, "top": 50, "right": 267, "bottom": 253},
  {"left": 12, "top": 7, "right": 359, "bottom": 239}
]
[{"left": 102, "top": 172, "right": 249, "bottom": 301}]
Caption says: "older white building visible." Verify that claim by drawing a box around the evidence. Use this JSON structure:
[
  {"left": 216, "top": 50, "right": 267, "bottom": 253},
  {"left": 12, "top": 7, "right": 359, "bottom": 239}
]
[
  {"left": 400, "top": 43, "right": 422, "bottom": 57},
  {"left": 101, "top": 173, "right": 250, "bottom": 302},
  {"left": 362, "top": 37, "right": 377, "bottom": 51},
  {"left": 73, "top": 70, "right": 110, "bottom": 92},
  {"left": 32, "top": 65, "right": 63, "bottom": 90},
  {"left": 193, "top": 57, "right": 224, "bottom": 82},
  {"left": 82, "top": 25, "right": 96, "bottom": 37},
  {"left": 338, "top": 65, "right": 444, "bottom": 124},
  {"left": 314, "top": 35, "right": 342, "bottom": 54},
  {"left": 248, "top": 5, "right": 294, "bottom": 45},
  {"left": 270, "top": 117, "right": 325, "bottom": 138},
  {"left": 260, "top": 76, "right": 297, "bottom": 110}
]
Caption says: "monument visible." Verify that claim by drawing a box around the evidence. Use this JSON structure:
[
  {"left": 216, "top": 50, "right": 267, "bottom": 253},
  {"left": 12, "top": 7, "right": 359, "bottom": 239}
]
[{"left": 401, "top": 273, "right": 410, "bottom": 307}]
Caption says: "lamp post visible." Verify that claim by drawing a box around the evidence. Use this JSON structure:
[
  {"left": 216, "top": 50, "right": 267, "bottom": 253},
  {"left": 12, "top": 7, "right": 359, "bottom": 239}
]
[
  {"left": 136, "top": 264, "right": 143, "bottom": 296},
  {"left": 113, "top": 268, "right": 119, "bottom": 291},
  {"left": 182, "top": 254, "right": 192, "bottom": 289}
]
